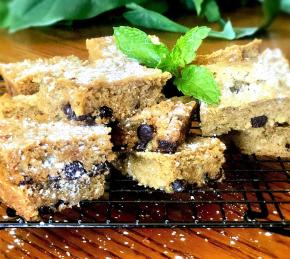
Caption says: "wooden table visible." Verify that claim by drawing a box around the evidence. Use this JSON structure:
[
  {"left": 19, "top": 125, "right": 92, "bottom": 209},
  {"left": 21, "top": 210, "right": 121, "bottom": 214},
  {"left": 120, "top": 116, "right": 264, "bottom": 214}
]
[{"left": 0, "top": 7, "right": 290, "bottom": 259}]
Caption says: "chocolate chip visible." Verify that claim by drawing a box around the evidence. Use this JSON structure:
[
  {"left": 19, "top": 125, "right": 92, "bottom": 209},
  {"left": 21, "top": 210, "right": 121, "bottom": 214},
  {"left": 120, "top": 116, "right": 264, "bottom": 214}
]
[
  {"left": 90, "top": 162, "right": 110, "bottom": 176},
  {"left": 158, "top": 140, "right": 178, "bottom": 154},
  {"left": 286, "top": 143, "right": 290, "bottom": 149},
  {"left": 229, "top": 86, "right": 240, "bottom": 93},
  {"left": 251, "top": 115, "right": 268, "bottom": 128},
  {"left": 99, "top": 106, "right": 113, "bottom": 118},
  {"left": 6, "top": 207, "right": 17, "bottom": 217},
  {"left": 38, "top": 206, "right": 54, "bottom": 215},
  {"left": 63, "top": 103, "right": 96, "bottom": 125},
  {"left": 137, "top": 124, "right": 154, "bottom": 142},
  {"left": 19, "top": 176, "right": 33, "bottom": 186},
  {"left": 76, "top": 114, "right": 96, "bottom": 125},
  {"left": 48, "top": 175, "right": 61, "bottom": 189},
  {"left": 64, "top": 161, "right": 86, "bottom": 180},
  {"left": 171, "top": 180, "right": 186, "bottom": 192},
  {"left": 62, "top": 103, "right": 77, "bottom": 120}
]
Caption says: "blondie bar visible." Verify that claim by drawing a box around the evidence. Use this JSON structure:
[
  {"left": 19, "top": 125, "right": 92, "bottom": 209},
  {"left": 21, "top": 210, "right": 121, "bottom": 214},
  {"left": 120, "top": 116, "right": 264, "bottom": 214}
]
[
  {"left": 197, "top": 40, "right": 290, "bottom": 136},
  {"left": 117, "top": 137, "right": 226, "bottom": 193},
  {"left": 114, "top": 97, "right": 196, "bottom": 153},
  {"left": 231, "top": 125, "right": 290, "bottom": 158},
  {"left": 0, "top": 56, "right": 85, "bottom": 95},
  {"left": 0, "top": 51, "right": 171, "bottom": 122},
  {"left": 0, "top": 119, "right": 114, "bottom": 220}
]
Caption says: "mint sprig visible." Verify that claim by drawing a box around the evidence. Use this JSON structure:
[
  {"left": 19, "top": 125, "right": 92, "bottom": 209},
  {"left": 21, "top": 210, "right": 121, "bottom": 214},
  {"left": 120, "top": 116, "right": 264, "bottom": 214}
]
[
  {"left": 113, "top": 26, "right": 220, "bottom": 104},
  {"left": 113, "top": 26, "right": 169, "bottom": 68}
]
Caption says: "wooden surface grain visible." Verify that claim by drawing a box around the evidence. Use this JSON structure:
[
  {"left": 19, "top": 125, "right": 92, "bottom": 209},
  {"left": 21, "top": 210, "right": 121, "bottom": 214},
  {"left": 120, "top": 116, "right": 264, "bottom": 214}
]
[{"left": 0, "top": 7, "right": 290, "bottom": 259}]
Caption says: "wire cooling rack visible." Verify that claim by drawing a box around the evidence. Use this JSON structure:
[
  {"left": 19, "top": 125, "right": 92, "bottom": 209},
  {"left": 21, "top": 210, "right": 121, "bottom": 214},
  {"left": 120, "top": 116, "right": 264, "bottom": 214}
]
[
  {"left": 0, "top": 150, "right": 289, "bottom": 229},
  {"left": 0, "top": 77, "right": 289, "bottom": 230}
]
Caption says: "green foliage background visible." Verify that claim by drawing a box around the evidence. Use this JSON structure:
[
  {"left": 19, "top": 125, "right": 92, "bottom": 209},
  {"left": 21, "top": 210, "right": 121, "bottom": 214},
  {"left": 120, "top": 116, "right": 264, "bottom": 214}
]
[{"left": 0, "top": 0, "right": 288, "bottom": 39}]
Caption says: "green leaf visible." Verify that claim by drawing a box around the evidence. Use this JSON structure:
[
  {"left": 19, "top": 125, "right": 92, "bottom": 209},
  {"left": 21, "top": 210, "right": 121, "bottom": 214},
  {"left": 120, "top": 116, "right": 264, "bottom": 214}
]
[
  {"left": 208, "top": 20, "right": 236, "bottom": 40},
  {"left": 202, "top": 0, "right": 221, "bottom": 22},
  {"left": 234, "top": 26, "right": 258, "bottom": 39},
  {"left": 174, "top": 65, "right": 220, "bottom": 104},
  {"left": 0, "top": 0, "right": 10, "bottom": 28},
  {"left": 123, "top": 3, "right": 189, "bottom": 33},
  {"left": 209, "top": 20, "right": 258, "bottom": 40},
  {"left": 142, "top": 0, "right": 169, "bottom": 14},
  {"left": 7, "top": 0, "right": 145, "bottom": 32},
  {"left": 113, "top": 26, "right": 169, "bottom": 68},
  {"left": 192, "top": 0, "right": 204, "bottom": 15},
  {"left": 183, "top": 0, "right": 197, "bottom": 10},
  {"left": 160, "top": 26, "right": 210, "bottom": 75},
  {"left": 281, "top": 0, "right": 290, "bottom": 14},
  {"left": 260, "top": 0, "right": 280, "bottom": 29}
]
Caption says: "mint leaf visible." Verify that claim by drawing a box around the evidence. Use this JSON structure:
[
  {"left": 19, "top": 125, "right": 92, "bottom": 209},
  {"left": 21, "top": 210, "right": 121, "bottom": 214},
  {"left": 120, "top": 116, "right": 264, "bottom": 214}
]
[
  {"left": 174, "top": 65, "right": 220, "bottom": 104},
  {"left": 123, "top": 3, "right": 189, "bottom": 33},
  {"left": 113, "top": 26, "right": 169, "bottom": 68},
  {"left": 160, "top": 26, "right": 210, "bottom": 75}
]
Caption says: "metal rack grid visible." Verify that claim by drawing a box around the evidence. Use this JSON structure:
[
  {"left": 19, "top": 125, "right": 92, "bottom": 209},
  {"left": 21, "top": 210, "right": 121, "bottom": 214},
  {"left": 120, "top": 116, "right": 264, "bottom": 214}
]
[
  {"left": 0, "top": 150, "right": 289, "bottom": 229},
  {"left": 0, "top": 76, "right": 289, "bottom": 229}
]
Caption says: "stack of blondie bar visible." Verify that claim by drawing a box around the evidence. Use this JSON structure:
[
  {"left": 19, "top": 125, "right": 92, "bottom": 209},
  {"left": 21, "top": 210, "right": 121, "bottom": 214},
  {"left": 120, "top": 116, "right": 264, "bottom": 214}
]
[
  {"left": 0, "top": 35, "right": 287, "bottom": 221},
  {"left": 196, "top": 40, "right": 290, "bottom": 158},
  {"left": 0, "top": 35, "right": 226, "bottom": 220}
]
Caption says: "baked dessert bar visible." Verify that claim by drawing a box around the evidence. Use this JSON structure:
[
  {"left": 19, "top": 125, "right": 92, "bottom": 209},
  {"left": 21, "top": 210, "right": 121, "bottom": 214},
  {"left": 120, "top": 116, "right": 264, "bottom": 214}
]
[
  {"left": 0, "top": 56, "right": 85, "bottom": 95},
  {"left": 231, "top": 125, "right": 290, "bottom": 158},
  {"left": 0, "top": 53, "right": 171, "bottom": 122},
  {"left": 197, "top": 40, "right": 290, "bottom": 136},
  {"left": 0, "top": 119, "right": 114, "bottom": 220},
  {"left": 0, "top": 93, "right": 49, "bottom": 122},
  {"left": 114, "top": 97, "right": 196, "bottom": 153},
  {"left": 117, "top": 137, "right": 226, "bottom": 193}
]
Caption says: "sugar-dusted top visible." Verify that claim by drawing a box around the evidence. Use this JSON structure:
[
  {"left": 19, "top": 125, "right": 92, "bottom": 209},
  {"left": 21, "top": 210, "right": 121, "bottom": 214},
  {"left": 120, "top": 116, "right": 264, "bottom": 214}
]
[
  {"left": 0, "top": 56, "right": 86, "bottom": 82},
  {"left": 1, "top": 37, "right": 170, "bottom": 87},
  {"left": 182, "top": 137, "right": 226, "bottom": 152},
  {"left": 0, "top": 119, "right": 110, "bottom": 150},
  {"left": 200, "top": 44, "right": 290, "bottom": 111}
]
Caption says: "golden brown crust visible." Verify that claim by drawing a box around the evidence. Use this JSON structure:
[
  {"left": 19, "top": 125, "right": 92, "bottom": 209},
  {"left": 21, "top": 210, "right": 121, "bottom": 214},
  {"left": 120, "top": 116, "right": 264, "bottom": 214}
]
[
  {"left": 117, "top": 137, "right": 226, "bottom": 193},
  {"left": 195, "top": 39, "right": 262, "bottom": 65},
  {"left": 118, "top": 96, "right": 196, "bottom": 152},
  {"left": 0, "top": 119, "right": 113, "bottom": 220},
  {"left": 230, "top": 126, "right": 290, "bottom": 158},
  {"left": 198, "top": 40, "right": 290, "bottom": 136}
]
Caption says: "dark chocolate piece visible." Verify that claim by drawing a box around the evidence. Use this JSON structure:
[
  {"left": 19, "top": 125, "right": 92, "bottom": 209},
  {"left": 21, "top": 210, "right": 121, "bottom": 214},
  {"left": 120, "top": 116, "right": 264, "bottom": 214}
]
[
  {"left": 99, "top": 106, "right": 113, "bottom": 118},
  {"left": 171, "top": 180, "right": 186, "bottom": 192},
  {"left": 251, "top": 115, "right": 268, "bottom": 128},
  {"left": 137, "top": 124, "right": 154, "bottom": 142},
  {"left": 6, "top": 207, "right": 17, "bottom": 217},
  {"left": 19, "top": 176, "right": 34, "bottom": 186},
  {"left": 158, "top": 140, "right": 178, "bottom": 154},
  {"left": 64, "top": 161, "right": 86, "bottom": 180}
]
